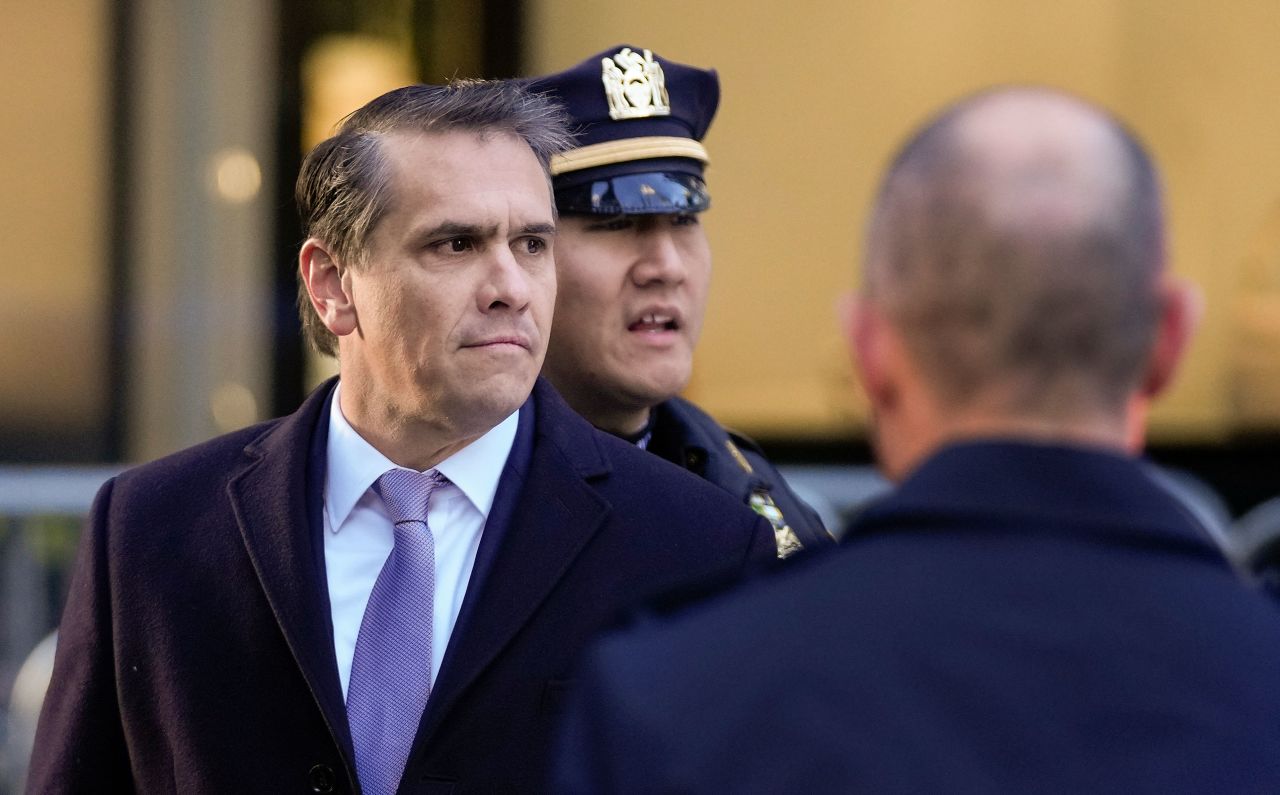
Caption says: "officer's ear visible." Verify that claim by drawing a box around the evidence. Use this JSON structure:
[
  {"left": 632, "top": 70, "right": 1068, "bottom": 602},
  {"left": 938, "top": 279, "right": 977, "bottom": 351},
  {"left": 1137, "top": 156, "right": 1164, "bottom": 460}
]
[
  {"left": 300, "top": 239, "right": 358, "bottom": 338},
  {"left": 840, "top": 291, "right": 897, "bottom": 412},
  {"left": 1140, "top": 274, "right": 1202, "bottom": 400}
]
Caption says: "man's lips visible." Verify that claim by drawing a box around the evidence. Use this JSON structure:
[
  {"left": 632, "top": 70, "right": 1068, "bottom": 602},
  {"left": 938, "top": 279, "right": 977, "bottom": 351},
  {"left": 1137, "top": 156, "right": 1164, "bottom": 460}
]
[{"left": 463, "top": 335, "right": 532, "bottom": 350}]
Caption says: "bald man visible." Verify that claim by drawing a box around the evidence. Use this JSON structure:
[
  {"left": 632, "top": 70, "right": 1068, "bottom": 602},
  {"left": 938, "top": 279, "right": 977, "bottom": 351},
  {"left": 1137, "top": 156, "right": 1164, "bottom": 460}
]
[{"left": 553, "top": 88, "right": 1280, "bottom": 793}]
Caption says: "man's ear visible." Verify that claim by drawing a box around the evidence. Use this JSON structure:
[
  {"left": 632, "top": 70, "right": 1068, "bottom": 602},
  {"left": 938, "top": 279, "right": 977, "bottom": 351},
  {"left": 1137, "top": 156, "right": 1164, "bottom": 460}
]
[
  {"left": 300, "top": 239, "right": 358, "bottom": 338},
  {"left": 1140, "top": 274, "right": 1203, "bottom": 399},
  {"left": 839, "top": 291, "right": 895, "bottom": 410}
]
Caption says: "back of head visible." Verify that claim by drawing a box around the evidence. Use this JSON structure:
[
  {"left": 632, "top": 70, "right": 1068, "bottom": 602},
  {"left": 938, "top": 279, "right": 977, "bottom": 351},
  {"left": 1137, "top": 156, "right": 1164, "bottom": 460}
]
[
  {"left": 295, "top": 80, "right": 571, "bottom": 357},
  {"left": 864, "top": 87, "right": 1165, "bottom": 419}
]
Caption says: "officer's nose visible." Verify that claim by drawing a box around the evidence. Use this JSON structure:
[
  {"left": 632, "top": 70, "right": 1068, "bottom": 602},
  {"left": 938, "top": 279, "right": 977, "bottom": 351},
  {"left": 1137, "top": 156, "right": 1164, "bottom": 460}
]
[{"left": 630, "top": 226, "right": 686, "bottom": 287}]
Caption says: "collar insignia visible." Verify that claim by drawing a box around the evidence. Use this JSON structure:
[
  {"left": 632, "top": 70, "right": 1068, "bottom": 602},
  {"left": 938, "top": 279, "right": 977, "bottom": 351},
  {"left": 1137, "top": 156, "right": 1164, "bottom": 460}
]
[
  {"left": 750, "top": 489, "right": 804, "bottom": 559},
  {"left": 725, "top": 439, "right": 755, "bottom": 474},
  {"left": 601, "top": 47, "right": 671, "bottom": 120}
]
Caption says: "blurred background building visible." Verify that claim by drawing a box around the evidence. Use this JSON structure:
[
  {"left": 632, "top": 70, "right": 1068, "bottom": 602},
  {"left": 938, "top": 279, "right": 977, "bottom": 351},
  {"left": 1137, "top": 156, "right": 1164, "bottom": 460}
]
[{"left": 3, "top": 0, "right": 1280, "bottom": 788}]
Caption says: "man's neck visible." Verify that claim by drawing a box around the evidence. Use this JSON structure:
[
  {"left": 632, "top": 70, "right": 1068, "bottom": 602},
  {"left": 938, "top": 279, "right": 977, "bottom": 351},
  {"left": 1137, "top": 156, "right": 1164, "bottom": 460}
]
[
  {"left": 338, "top": 385, "right": 483, "bottom": 471},
  {"left": 881, "top": 405, "right": 1138, "bottom": 484}
]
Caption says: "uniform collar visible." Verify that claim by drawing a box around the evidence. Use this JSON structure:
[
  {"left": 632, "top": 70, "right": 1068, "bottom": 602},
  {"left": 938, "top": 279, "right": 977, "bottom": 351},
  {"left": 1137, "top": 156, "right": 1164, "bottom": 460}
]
[
  {"left": 652, "top": 397, "right": 755, "bottom": 488},
  {"left": 855, "top": 439, "right": 1219, "bottom": 552}
]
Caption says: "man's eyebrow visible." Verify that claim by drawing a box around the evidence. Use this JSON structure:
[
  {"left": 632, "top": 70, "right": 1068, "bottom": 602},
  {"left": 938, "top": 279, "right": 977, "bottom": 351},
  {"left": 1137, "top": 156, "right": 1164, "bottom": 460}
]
[
  {"left": 413, "top": 221, "right": 555, "bottom": 240},
  {"left": 520, "top": 222, "right": 557, "bottom": 236},
  {"left": 416, "top": 221, "right": 498, "bottom": 240}
]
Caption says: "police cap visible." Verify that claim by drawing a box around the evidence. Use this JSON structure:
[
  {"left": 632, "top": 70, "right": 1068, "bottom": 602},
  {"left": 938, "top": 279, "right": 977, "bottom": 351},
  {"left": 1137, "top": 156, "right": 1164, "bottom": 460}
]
[{"left": 525, "top": 45, "right": 719, "bottom": 215}]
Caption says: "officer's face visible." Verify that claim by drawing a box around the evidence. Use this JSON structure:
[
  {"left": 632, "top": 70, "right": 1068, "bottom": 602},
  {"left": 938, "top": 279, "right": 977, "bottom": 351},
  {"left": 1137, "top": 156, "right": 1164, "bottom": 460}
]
[{"left": 543, "top": 211, "right": 712, "bottom": 430}]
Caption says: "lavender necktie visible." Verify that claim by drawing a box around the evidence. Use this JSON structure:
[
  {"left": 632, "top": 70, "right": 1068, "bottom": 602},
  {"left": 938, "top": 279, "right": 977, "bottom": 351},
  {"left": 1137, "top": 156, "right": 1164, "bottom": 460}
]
[{"left": 347, "top": 468, "right": 448, "bottom": 795}]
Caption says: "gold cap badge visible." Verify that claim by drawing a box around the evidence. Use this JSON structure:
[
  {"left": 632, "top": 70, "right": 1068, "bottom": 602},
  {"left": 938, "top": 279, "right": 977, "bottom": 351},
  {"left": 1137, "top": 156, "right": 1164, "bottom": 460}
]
[{"left": 601, "top": 48, "right": 670, "bottom": 120}]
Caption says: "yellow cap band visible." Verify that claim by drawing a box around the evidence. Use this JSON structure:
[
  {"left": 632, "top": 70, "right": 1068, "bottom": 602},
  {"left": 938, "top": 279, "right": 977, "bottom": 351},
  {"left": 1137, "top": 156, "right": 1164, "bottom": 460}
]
[{"left": 549, "top": 136, "right": 709, "bottom": 176}]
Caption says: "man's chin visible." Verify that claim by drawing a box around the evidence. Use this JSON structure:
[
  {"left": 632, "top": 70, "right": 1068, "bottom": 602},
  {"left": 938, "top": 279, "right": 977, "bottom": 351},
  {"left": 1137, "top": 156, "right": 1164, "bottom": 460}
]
[{"left": 456, "top": 373, "right": 537, "bottom": 423}]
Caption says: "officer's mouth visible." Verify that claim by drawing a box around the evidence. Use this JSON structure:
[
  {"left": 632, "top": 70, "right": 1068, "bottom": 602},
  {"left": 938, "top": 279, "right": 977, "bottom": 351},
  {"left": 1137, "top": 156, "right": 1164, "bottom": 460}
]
[{"left": 628, "top": 311, "right": 681, "bottom": 334}]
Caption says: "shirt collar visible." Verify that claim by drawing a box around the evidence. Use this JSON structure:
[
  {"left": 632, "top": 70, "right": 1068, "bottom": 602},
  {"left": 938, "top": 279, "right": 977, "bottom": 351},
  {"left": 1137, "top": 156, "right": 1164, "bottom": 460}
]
[{"left": 324, "top": 381, "right": 519, "bottom": 533}]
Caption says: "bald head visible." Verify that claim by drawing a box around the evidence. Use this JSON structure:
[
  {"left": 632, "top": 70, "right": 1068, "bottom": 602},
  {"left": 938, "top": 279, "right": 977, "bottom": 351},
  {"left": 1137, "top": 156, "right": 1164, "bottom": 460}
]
[{"left": 864, "top": 88, "right": 1164, "bottom": 418}]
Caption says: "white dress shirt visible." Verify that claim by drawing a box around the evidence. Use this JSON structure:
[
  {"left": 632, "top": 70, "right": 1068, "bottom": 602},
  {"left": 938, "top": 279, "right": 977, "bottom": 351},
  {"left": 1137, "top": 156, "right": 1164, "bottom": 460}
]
[{"left": 323, "top": 383, "right": 517, "bottom": 698}]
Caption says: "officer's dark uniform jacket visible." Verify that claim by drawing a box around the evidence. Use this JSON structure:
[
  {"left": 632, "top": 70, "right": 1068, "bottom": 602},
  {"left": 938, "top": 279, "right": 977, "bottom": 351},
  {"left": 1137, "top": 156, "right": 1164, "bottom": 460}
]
[{"left": 647, "top": 396, "right": 833, "bottom": 557}]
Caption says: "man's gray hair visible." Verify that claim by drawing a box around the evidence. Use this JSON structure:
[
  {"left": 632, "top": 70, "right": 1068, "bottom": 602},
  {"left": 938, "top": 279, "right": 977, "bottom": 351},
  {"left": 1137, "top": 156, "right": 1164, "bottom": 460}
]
[
  {"left": 296, "top": 79, "right": 572, "bottom": 357},
  {"left": 864, "top": 87, "right": 1165, "bottom": 416}
]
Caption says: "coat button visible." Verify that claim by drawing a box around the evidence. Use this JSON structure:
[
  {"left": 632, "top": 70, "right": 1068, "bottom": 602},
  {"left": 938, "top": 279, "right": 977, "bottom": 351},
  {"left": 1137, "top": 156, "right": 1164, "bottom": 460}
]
[{"left": 309, "top": 764, "right": 337, "bottom": 793}]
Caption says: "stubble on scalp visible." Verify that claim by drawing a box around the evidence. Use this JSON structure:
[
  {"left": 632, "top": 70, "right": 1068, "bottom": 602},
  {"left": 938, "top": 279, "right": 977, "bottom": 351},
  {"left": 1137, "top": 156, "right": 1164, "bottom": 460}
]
[{"left": 863, "top": 87, "right": 1165, "bottom": 418}]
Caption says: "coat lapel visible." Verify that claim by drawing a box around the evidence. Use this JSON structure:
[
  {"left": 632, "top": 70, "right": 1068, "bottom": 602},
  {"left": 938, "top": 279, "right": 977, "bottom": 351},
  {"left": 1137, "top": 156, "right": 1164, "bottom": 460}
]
[
  {"left": 413, "top": 379, "right": 613, "bottom": 748},
  {"left": 227, "top": 378, "right": 354, "bottom": 761}
]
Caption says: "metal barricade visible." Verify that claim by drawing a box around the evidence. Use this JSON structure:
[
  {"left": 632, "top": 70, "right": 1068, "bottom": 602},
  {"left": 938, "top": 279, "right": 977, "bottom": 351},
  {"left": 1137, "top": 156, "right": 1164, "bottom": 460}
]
[{"left": 0, "top": 466, "right": 119, "bottom": 794}]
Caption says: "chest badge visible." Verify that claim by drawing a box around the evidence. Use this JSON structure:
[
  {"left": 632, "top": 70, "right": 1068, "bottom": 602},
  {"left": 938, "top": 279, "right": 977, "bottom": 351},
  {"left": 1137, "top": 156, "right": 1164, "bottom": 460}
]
[{"left": 601, "top": 47, "right": 671, "bottom": 120}]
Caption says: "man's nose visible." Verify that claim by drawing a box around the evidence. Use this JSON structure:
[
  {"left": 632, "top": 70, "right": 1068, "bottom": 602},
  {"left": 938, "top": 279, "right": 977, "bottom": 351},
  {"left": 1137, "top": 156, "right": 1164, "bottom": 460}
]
[{"left": 479, "top": 245, "right": 533, "bottom": 312}]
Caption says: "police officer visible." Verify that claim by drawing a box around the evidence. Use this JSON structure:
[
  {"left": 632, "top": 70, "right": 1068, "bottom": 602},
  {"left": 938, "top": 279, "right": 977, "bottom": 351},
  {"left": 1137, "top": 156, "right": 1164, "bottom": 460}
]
[{"left": 527, "top": 45, "right": 832, "bottom": 556}]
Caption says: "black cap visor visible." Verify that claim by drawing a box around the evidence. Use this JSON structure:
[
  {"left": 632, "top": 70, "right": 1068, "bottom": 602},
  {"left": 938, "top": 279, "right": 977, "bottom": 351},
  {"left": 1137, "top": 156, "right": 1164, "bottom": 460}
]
[{"left": 555, "top": 172, "right": 711, "bottom": 216}]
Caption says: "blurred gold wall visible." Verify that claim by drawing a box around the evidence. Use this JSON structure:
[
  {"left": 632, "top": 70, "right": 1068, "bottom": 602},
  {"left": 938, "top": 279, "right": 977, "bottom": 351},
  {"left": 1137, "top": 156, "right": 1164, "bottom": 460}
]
[
  {"left": 8, "top": 1, "right": 1280, "bottom": 457},
  {"left": 0, "top": 0, "right": 107, "bottom": 433},
  {"left": 527, "top": 0, "right": 1280, "bottom": 443}
]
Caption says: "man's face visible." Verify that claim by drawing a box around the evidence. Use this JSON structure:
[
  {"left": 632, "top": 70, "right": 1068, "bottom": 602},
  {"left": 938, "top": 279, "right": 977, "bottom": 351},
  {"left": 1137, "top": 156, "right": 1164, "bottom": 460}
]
[
  {"left": 339, "top": 130, "right": 556, "bottom": 438},
  {"left": 542, "top": 211, "right": 712, "bottom": 428}
]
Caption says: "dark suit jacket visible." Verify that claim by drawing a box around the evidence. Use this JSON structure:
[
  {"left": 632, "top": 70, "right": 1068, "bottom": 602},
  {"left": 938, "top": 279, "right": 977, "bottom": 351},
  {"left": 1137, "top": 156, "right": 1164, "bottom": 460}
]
[
  {"left": 29, "top": 378, "right": 774, "bottom": 794},
  {"left": 556, "top": 441, "right": 1280, "bottom": 794}
]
